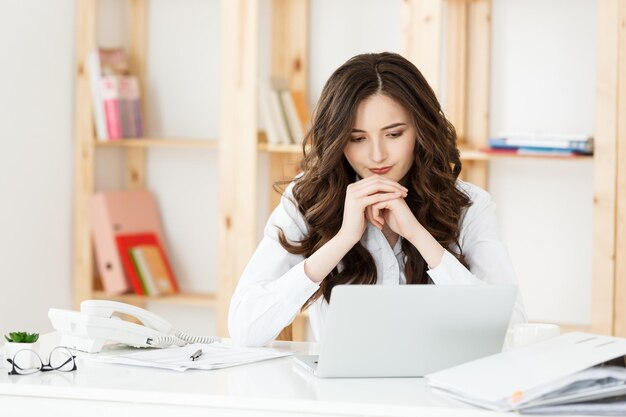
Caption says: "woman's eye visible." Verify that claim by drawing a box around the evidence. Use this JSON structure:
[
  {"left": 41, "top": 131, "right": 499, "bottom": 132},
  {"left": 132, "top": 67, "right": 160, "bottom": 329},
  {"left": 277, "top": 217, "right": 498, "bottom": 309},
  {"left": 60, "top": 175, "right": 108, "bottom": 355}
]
[
  {"left": 387, "top": 131, "right": 403, "bottom": 139},
  {"left": 350, "top": 136, "right": 366, "bottom": 143}
]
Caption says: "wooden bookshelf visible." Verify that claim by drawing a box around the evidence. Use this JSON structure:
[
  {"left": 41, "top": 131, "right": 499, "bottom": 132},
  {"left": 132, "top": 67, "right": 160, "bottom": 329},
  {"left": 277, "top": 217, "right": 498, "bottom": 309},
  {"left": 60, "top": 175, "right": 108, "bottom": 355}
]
[
  {"left": 96, "top": 138, "right": 218, "bottom": 149},
  {"left": 72, "top": 0, "right": 231, "bottom": 334},
  {"left": 72, "top": 0, "right": 626, "bottom": 342},
  {"left": 91, "top": 291, "right": 217, "bottom": 308},
  {"left": 259, "top": 142, "right": 593, "bottom": 162}
]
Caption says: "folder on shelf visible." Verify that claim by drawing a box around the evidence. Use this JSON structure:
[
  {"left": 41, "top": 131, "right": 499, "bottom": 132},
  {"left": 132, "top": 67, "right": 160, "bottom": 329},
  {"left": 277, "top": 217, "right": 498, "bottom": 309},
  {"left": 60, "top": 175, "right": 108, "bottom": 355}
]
[
  {"left": 425, "top": 332, "right": 626, "bottom": 413},
  {"left": 116, "top": 233, "right": 178, "bottom": 296},
  {"left": 89, "top": 190, "right": 168, "bottom": 294}
]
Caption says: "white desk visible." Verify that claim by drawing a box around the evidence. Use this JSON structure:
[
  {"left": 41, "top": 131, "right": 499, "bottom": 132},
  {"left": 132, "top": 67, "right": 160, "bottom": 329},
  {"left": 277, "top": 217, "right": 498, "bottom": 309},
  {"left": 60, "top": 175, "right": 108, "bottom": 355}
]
[{"left": 0, "top": 333, "right": 512, "bottom": 417}]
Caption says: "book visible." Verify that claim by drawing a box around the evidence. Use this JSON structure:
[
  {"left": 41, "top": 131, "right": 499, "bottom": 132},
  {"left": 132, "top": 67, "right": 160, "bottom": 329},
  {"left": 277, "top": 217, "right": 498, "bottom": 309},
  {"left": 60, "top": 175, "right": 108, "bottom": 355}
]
[
  {"left": 259, "top": 81, "right": 281, "bottom": 145},
  {"left": 268, "top": 87, "right": 292, "bottom": 144},
  {"left": 86, "top": 48, "right": 145, "bottom": 140},
  {"left": 280, "top": 90, "right": 304, "bottom": 144},
  {"left": 426, "top": 332, "right": 626, "bottom": 413},
  {"left": 88, "top": 190, "right": 167, "bottom": 294},
  {"left": 131, "top": 244, "right": 177, "bottom": 295},
  {"left": 98, "top": 48, "right": 129, "bottom": 76},
  {"left": 86, "top": 51, "right": 108, "bottom": 141},
  {"left": 489, "top": 133, "right": 593, "bottom": 154},
  {"left": 481, "top": 147, "right": 584, "bottom": 158},
  {"left": 100, "top": 75, "right": 122, "bottom": 140},
  {"left": 291, "top": 90, "right": 311, "bottom": 137},
  {"left": 117, "top": 76, "right": 144, "bottom": 138},
  {"left": 86, "top": 48, "right": 130, "bottom": 142},
  {"left": 116, "top": 233, "right": 179, "bottom": 295}
]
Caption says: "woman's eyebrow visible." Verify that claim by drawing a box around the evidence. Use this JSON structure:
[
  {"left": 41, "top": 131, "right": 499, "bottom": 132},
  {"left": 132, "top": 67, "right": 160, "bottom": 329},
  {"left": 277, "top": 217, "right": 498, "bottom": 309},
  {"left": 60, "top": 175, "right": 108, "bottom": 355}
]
[
  {"left": 381, "top": 122, "right": 407, "bottom": 130},
  {"left": 351, "top": 122, "right": 407, "bottom": 133}
]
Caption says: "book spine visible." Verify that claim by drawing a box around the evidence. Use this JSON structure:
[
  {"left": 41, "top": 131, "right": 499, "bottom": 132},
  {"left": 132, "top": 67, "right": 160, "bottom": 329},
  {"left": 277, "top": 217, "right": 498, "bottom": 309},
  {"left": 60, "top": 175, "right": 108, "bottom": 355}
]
[
  {"left": 127, "top": 77, "right": 144, "bottom": 138},
  {"left": 280, "top": 90, "right": 304, "bottom": 144},
  {"left": 115, "top": 239, "right": 145, "bottom": 295},
  {"left": 129, "top": 249, "right": 149, "bottom": 294},
  {"left": 117, "top": 76, "right": 136, "bottom": 138},
  {"left": 101, "top": 75, "right": 122, "bottom": 140},
  {"left": 269, "top": 88, "right": 292, "bottom": 144},
  {"left": 131, "top": 248, "right": 160, "bottom": 295},
  {"left": 259, "top": 82, "right": 281, "bottom": 145},
  {"left": 154, "top": 241, "right": 179, "bottom": 293},
  {"left": 489, "top": 137, "right": 593, "bottom": 153},
  {"left": 291, "top": 90, "right": 311, "bottom": 135},
  {"left": 86, "top": 50, "right": 109, "bottom": 141},
  {"left": 88, "top": 194, "right": 130, "bottom": 294}
]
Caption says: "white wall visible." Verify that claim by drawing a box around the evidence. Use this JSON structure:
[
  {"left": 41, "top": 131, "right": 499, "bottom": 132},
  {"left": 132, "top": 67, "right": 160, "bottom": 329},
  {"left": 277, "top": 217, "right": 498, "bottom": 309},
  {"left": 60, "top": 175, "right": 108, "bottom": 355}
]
[
  {"left": 489, "top": 0, "right": 595, "bottom": 325},
  {"left": 0, "top": 0, "right": 597, "bottom": 339},
  {"left": 0, "top": 0, "right": 75, "bottom": 338}
]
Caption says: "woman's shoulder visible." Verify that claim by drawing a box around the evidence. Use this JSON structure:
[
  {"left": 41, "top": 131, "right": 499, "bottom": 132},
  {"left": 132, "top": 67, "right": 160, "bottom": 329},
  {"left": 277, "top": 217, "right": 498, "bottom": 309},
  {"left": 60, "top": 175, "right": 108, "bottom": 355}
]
[
  {"left": 455, "top": 179, "right": 492, "bottom": 206},
  {"left": 268, "top": 178, "right": 308, "bottom": 235}
]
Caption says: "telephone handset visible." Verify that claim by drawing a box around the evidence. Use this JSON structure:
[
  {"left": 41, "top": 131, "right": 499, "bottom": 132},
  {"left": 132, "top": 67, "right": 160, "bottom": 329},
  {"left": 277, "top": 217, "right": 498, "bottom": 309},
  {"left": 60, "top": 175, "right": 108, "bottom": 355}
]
[{"left": 48, "top": 300, "right": 221, "bottom": 353}]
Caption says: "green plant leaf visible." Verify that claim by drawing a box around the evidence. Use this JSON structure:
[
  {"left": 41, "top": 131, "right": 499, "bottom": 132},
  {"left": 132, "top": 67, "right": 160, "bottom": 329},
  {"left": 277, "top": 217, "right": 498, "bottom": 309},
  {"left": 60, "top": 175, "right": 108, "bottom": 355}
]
[{"left": 5, "top": 331, "right": 39, "bottom": 343}]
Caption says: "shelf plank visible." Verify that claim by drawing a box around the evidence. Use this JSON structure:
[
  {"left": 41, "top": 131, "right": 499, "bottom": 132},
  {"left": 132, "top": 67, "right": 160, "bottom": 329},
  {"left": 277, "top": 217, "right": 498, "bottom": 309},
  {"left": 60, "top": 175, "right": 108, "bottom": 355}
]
[
  {"left": 95, "top": 138, "right": 218, "bottom": 149},
  {"left": 257, "top": 143, "right": 591, "bottom": 162},
  {"left": 258, "top": 142, "right": 305, "bottom": 153},
  {"left": 472, "top": 150, "right": 593, "bottom": 161},
  {"left": 91, "top": 291, "right": 217, "bottom": 307}
]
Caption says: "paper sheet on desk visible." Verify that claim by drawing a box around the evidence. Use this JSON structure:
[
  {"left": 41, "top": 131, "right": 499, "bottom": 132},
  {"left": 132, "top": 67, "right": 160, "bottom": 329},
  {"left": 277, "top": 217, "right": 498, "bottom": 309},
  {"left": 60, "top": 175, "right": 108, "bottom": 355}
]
[{"left": 89, "top": 343, "right": 294, "bottom": 371}]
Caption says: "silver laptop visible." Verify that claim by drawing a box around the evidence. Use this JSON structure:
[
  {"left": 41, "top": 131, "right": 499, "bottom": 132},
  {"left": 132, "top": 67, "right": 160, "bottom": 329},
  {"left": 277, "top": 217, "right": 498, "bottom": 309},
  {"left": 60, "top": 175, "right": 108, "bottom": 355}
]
[{"left": 294, "top": 285, "right": 517, "bottom": 378}]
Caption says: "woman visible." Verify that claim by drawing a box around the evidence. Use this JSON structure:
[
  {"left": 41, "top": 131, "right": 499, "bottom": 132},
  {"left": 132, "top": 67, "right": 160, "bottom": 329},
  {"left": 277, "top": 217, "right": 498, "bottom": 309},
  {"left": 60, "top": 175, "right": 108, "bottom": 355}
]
[{"left": 229, "top": 52, "right": 526, "bottom": 346}]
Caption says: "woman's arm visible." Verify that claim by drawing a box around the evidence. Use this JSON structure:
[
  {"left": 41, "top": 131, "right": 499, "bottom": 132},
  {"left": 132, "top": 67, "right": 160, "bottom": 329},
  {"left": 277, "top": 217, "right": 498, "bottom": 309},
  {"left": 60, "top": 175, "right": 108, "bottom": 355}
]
[
  {"left": 229, "top": 178, "right": 407, "bottom": 346},
  {"left": 424, "top": 182, "right": 527, "bottom": 326},
  {"left": 304, "top": 176, "right": 407, "bottom": 282},
  {"left": 367, "top": 180, "right": 526, "bottom": 326},
  {"left": 228, "top": 188, "right": 317, "bottom": 347}
]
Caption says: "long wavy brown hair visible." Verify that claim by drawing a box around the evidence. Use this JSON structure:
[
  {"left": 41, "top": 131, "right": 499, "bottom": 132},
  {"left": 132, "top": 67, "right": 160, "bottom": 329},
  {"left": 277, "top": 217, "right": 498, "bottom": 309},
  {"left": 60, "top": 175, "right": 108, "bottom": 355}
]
[{"left": 277, "top": 52, "right": 471, "bottom": 309}]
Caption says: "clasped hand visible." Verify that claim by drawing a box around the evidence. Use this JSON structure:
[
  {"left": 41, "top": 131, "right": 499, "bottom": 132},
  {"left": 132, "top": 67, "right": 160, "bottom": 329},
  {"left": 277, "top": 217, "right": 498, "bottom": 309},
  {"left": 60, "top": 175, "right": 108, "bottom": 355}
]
[{"left": 339, "top": 175, "right": 419, "bottom": 244}]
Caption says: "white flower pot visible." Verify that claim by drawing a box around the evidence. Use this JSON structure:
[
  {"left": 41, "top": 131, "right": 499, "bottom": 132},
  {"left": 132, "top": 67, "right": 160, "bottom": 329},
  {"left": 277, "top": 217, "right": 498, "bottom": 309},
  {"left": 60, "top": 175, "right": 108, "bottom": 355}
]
[{"left": 3, "top": 341, "right": 40, "bottom": 370}]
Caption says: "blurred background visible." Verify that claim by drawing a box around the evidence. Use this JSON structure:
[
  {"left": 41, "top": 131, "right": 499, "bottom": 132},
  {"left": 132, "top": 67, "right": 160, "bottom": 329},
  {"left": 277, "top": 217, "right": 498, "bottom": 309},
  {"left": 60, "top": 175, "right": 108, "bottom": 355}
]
[{"left": 1, "top": 0, "right": 612, "bottom": 341}]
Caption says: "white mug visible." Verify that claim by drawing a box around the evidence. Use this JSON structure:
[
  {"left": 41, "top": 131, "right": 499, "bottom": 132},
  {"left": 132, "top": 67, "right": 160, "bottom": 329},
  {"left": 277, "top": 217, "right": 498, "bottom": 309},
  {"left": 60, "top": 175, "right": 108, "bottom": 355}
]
[{"left": 510, "top": 323, "right": 560, "bottom": 349}]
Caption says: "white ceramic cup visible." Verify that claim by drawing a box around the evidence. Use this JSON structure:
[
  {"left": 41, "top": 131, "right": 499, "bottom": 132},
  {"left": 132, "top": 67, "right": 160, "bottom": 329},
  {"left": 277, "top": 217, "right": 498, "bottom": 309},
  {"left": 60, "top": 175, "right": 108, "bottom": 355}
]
[{"left": 511, "top": 323, "right": 560, "bottom": 348}]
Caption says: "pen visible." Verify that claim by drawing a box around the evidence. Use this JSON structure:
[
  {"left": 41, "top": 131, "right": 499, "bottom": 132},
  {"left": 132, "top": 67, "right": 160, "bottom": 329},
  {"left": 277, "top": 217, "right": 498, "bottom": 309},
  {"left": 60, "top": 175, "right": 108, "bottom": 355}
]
[{"left": 190, "top": 348, "right": 203, "bottom": 361}]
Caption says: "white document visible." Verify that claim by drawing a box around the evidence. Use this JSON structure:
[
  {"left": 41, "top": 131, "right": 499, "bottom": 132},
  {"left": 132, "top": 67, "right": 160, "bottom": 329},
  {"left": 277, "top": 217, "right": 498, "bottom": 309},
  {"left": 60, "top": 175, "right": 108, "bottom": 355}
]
[
  {"left": 425, "top": 332, "right": 626, "bottom": 412},
  {"left": 89, "top": 343, "right": 294, "bottom": 372}
]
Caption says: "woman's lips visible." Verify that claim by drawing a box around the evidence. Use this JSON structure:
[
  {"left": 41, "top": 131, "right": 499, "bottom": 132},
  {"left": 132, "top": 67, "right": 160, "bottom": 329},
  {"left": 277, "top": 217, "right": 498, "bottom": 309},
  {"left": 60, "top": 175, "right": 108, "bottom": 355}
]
[{"left": 369, "top": 166, "right": 392, "bottom": 175}]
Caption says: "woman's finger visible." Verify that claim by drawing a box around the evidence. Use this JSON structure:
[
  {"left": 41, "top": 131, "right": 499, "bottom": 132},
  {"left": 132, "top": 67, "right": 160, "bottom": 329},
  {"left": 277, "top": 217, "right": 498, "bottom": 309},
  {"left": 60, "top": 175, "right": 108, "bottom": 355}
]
[
  {"left": 353, "top": 180, "right": 407, "bottom": 198},
  {"left": 366, "top": 205, "right": 383, "bottom": 230},
  {"left": 352, "top": 175, "right": 407, "bottom": 193},
  {"left": 370, "top": 201, "right": 388, "bottom": 228},
  {"left": 361, "top": 192, "right": 403, "bottom": 210}
]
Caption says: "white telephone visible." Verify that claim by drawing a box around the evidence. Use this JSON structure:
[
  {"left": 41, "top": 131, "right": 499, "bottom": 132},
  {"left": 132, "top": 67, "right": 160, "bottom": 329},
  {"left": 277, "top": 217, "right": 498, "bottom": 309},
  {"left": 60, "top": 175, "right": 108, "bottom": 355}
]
[{"left": 48, "top": 300, "right": 220, "bottom": 353}]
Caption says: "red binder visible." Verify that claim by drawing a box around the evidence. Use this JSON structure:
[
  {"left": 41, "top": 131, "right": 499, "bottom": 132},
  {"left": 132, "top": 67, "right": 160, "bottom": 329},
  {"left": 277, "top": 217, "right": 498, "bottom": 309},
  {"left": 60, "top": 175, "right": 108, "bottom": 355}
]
[{"left": 115, "top": 232, "right": 179, "bottom": 295}]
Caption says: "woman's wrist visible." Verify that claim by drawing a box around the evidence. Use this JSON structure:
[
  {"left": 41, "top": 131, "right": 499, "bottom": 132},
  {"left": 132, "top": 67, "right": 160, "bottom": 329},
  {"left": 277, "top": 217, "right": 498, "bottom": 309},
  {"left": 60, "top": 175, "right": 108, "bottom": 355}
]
[
  {"left": 304, "top": 230, "right": 358, "bottom": 283},
  {"left": 336, "top": 226, "right": 363, "bottom": 247},
  {"left": 406, "top": 222, "right": 445, "bottom": 269}
]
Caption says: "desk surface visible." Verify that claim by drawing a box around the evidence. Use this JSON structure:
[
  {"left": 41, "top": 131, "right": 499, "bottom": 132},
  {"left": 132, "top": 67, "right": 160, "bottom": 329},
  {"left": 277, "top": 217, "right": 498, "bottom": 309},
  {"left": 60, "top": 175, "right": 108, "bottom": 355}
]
[{"left": 0, "top": 333, "right": 509, "bottom": 417}]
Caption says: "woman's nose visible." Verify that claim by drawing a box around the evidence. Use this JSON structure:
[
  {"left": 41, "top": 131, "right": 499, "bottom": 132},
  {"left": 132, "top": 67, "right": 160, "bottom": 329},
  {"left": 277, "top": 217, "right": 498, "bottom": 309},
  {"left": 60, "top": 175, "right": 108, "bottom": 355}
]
[{"left": 370, "top": 140, "right": 387, "bottom": 163}]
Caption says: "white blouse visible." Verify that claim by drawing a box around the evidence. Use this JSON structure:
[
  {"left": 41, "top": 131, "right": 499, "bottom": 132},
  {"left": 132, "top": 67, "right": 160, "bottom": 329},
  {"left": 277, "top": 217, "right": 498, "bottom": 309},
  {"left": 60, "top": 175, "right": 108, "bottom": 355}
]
[{"left": 228, "top": 180, "right": 527, "bottom": 346}]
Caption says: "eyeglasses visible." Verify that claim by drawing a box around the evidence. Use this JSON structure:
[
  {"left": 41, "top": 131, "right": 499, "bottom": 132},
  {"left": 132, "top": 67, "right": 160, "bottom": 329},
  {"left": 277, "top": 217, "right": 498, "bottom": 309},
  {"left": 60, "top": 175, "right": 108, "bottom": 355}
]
[{"left": 6, "top": 346, "right": 77, "bottom": 376}]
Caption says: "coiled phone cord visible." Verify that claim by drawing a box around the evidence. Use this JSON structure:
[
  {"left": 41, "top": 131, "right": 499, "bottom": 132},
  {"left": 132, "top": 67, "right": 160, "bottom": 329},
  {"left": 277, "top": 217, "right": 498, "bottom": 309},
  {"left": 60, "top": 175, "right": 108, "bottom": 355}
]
[
  {"left": 174, "top": 331, "right": 221, "bottom": 345},
  {"left": 147, "top": 332, "right": 221, "bottom": 348}
]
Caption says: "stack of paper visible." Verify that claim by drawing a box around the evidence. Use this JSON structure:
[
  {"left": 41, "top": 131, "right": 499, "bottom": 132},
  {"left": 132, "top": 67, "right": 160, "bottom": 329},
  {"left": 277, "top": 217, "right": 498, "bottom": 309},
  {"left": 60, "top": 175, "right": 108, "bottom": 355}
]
[
  {"left": 89, "top": 343, "right": 294, "bottom": 372},
  {"left": 426, "top": 332, "right": 626, "bottom": 414}
]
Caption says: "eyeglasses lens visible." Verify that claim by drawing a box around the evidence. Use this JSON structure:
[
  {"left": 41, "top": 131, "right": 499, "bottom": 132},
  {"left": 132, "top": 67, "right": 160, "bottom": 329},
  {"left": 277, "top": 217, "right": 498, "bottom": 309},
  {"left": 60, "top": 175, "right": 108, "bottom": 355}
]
[
  {"left": 12, "top": 350, "right": 43, "bottom": 375},
  {"left": 49, "top": 347, "right": 75, "bottom": 372}
]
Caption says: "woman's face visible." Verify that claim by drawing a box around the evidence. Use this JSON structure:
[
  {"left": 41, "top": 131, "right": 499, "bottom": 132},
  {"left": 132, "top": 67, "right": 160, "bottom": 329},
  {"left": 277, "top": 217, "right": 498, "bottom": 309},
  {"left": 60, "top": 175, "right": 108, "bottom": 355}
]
[{"left": 343, "top": 93, "right": 416, "bottom": 183}]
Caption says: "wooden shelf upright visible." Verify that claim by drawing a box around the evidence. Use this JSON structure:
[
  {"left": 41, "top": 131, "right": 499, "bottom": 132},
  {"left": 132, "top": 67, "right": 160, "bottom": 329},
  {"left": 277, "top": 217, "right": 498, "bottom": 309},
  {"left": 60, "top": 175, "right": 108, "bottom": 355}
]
[
  {"left": 72, "top": 0, "right": 626, "bottom": 340},
  {"left": 72, "top": 0, "right": 222, "bottom": 330}
]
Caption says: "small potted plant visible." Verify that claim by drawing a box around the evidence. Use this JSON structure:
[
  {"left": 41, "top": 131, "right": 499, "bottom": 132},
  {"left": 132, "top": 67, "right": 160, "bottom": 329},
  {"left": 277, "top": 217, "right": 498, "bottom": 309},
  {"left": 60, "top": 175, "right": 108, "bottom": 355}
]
[{"left": 4, "top": 332, "right": 40, "bottom": 368}]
